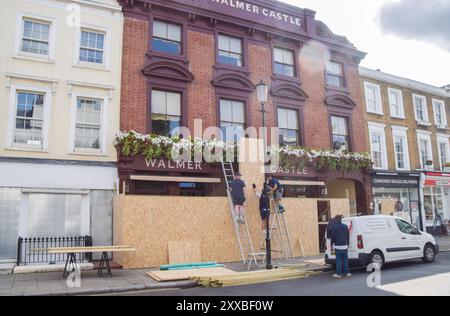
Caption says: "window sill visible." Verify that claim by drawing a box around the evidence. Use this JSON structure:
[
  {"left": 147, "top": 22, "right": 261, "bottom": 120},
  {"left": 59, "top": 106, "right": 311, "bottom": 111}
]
[
  {"left": 68, "top": 151, "right": 108, "bottom": 157},
  {"left": 147, "top": 50, "right": 189, "bottom": 64},
  {"left": 366, "top": 110, "right": 384, "bottom": 116},
  {"left": 13, "top": 55, "right": 55, "bottom": 64},
  {"left": 390, "top": 115, "right": 405, "bottom": 120},
  {"left": 214, "top": 64, "right": 250, "bottom": 75},
  {"left": 417, "top": 121, "right": 432, "bottom": 127},
  {"left": 271, "top": 74, "right": 300, "bottom": 84},
  {"left": 72, "top": 63, "right": 110, "bottom": 72},
  {"left": 436, "top": 125, "right": 449, "bottom": 131},
  {"left": 4, "top": 147, "right": 48, "bottom": 153},
  {"left": 325, "top": 85, "right": 349, "bottom": 94}
]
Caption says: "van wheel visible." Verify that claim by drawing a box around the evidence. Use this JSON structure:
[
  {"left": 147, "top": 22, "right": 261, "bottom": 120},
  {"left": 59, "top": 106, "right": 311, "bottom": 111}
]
[
  {"left": 422, "top": 244, "right": 436, "bottom": 263},
  {"left": 368, "top": 250, "right": 384, "bottom": 270}
]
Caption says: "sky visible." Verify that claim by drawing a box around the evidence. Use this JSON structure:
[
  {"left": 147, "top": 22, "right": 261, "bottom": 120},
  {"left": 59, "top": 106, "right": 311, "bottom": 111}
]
[{"left": 279, "top": 0, "right": 450, "bottom": 87}]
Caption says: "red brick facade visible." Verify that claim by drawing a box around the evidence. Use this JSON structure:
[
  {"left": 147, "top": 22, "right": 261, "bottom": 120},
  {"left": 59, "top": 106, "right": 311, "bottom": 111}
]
[
  {"left": 120, "top": 17, "right": 149, "bottom": 133},
  {"left": 118, "top": 0, "right": 372, "bottom": 207}
]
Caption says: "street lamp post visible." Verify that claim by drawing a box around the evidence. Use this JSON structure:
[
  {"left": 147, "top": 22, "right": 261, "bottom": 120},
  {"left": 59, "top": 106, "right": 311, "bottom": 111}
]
[{"left": 256, "top": 79, "right": 272, "bottom": 270}]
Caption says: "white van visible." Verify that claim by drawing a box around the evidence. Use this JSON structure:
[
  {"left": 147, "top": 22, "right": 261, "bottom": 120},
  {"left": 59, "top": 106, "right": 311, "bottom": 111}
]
[{"left": 325, "top": 215, "right": 439, "bottom": 269}]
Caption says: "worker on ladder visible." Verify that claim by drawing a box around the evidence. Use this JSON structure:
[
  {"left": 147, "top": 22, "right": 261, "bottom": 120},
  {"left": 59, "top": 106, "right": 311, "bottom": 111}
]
[
  {"left": 253, "top": 183, "right": 271, "bottom": 240},
  {"left": 229, "top": 172, "right": 246, "bottom": 223},
  {"left": 266, "top": 175, "right": 284, "bottom": 213}
]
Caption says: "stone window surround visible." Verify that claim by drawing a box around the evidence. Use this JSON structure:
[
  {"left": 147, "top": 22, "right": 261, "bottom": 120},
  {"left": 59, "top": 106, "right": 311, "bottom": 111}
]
[
  {"left": 436, "top": 134, "right": 450, "bottom": 171},
  {"left": 364, "top": 81, "right": 383, "bottom": 115},
  {"left": 416, "top": 130, "right": 434, "bottom": 170},
  {"left": 387, "top": 87, "right": 405, "bottom": 119},
  {"left": 391, "top": 125, "right": 410, "bottom": 171},
  {"left": 368, "top": 121, "right": 388, "bottom": 170},
  {"left": 14, "top": 11, "right": 57, "bottom": 62}
]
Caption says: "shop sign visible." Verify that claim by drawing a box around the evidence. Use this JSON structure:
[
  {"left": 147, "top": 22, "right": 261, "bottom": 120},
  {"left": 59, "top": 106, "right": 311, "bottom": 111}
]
[
  {"left": 118, "top": 156, "right": 219, "bottom": 174},
  {"left": 268, "top": 165, "right": 309, "bottom": 176},
  {"left": 372, "top": 177, "right": 419, "bottom": 187},
  {"left": 424, "top": 180, "right": 450, "bottom": 187},
  {"left": 172, "top": 0, "right": 304, "bottom": 33}
]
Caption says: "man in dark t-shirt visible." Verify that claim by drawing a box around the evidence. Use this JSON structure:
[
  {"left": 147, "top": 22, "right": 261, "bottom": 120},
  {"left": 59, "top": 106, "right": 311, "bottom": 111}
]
[
  {"left": 230, "top": 173, "right": 246, "bottom": 223},
  {"left": 266, "top": 175, "right": 284, "bottom": 213}
]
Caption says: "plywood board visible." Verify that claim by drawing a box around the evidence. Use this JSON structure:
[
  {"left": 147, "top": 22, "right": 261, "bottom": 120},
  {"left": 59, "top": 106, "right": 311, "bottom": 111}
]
[
  {"left": 381, "top": 199, "right": 396, "bottom": 215},
  {"left": 168, "top": 241, "right": 201, "bottom": 264},
  {"left": 147, "top": 267, "right": 237, "bottom": 282}
]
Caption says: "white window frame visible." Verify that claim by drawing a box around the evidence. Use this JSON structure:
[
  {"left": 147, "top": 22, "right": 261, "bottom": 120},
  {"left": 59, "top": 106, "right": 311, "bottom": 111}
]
[
  {"left": 74, "top": 24, "right": 111, "bottom": 70},
  {"left": 387, "top": 87, "right": 405, "bottom": 119},
  {"left": 14, "top": 12, "right": 56, "bottom": 61},
  {"left": 364, "top": 81, "right": 383, "bottom": 115},
  {"left": 6, "top": 84, "right": 52, "bottom": 151},
  {"left": 391, "top": 126, "right": 410, "bottom": 171},
  {"left": 432, "top": 98, "right": 448, "bottom": 129},
  {"left": 69, "top": 92, "right": 109, "bottom": 155},
  {"left": 368, "top": 122, "right": 388, "bottom": 170},
  {"left": 412, "top": 94, "right": 430, "bottom": 125},
  {"left": 437, "top": 134, "right": 450, "bottom": 171},
  {"left": 416, "top": 130, "right": 433, "bottom": 170}
]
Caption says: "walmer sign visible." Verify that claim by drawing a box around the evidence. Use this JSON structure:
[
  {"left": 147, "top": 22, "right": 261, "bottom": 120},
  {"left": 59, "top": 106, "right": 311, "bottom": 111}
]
[{"left": 171, "top": 0, "right": 304, "bottom": 33}]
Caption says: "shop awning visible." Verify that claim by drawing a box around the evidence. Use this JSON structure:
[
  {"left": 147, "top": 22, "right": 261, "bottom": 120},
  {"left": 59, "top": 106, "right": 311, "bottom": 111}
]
[
  {"left": 279, "top": 180, "right": 325, "bottom": 186},
  {"left": 129, "top": 175, "right": 222, "bottom": 184}
]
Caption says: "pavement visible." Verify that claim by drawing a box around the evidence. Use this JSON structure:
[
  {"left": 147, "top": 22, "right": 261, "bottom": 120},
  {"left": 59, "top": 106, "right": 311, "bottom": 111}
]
[
  {"left": 435, "top": 235, "right": 450, "bottom": 252},
  {"left": 126, "top": 252, "right": 450, "bottom": 296},
  {"left": 1, "top": 236, "right": 447, "bottom": 296},
  {"left": 0, "top": 256, "right": 329, "bottom": 296}
]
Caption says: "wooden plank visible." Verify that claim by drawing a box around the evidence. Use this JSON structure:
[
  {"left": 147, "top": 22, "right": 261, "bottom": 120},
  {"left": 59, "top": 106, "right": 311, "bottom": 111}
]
[
  {"left": 146, "top": 267, "right": 237, "bottom": 282},
  {"left": 31, "top": 245, "right": 133, "bottom": 252},
  {"left": 168, "top": 241, "right": 201, "bottom": 265},
  {"left": 47, "top": 248, "right": 136, "bottom": 254}
]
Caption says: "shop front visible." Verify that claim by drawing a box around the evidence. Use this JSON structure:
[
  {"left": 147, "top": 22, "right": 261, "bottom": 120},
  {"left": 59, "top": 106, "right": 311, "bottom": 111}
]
[
  {"left": 423, "top": 172, "right": 450, "bottom": 234},
  {"left": 372, "top": 172, "right": 422, "bottom": 230}
]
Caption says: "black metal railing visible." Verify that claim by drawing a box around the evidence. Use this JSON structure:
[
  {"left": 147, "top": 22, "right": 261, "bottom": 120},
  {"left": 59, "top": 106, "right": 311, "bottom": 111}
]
[{"left": 17, "top": 236, "right": 93, "bottom": 266}]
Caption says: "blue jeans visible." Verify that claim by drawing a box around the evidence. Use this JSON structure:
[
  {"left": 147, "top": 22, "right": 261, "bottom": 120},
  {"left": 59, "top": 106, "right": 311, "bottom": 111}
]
[{"left": 335, "top": 249, "right": 349, "bottom": 276}]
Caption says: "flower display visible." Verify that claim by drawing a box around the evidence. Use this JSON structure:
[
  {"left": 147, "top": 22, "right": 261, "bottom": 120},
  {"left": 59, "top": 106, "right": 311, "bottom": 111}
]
[{"left": 115, "top": 131, "right": 373, "bottom": 171}]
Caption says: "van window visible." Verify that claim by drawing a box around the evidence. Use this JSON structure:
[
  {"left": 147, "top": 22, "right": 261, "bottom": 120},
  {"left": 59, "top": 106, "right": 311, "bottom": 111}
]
[{"left": 395, "top": 219, "right": 416, "bottom": 235}]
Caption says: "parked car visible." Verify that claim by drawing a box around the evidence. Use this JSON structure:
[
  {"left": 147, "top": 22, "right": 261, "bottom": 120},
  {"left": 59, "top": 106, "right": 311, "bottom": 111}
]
[{"left": 325, "top": 215, "right": 439, "bottom": 269}]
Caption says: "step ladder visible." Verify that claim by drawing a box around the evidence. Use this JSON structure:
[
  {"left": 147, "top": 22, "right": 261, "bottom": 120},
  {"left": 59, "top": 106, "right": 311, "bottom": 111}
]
[
  {"left": 221, "top": 161, "right": 262, "bottom": 268},
  {"left": 265, "top": 197, "right": 295, "bottom": 263}
]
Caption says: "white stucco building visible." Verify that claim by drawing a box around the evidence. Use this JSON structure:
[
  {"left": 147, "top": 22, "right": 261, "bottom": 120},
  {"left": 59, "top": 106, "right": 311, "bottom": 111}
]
[{"left": 0, "top": 0, "right": 123, "bottom": 262}]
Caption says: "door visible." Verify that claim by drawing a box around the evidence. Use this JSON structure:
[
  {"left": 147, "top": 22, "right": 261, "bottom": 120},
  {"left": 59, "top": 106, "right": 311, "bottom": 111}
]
[
  {"left": 0, "top": 188, "right": 21, "bottom": 261},
  {"left": 392, "top": 218, "right": 422, "bottom": 259}
]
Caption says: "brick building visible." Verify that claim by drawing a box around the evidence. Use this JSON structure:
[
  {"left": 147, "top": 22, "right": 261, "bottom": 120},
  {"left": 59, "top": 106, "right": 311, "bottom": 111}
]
[
  {"left": 112, "top": 0, "right": 373, "bottom": 266},
  {"left": 360, "top": 67, "right": 450, "bottom": 233}
]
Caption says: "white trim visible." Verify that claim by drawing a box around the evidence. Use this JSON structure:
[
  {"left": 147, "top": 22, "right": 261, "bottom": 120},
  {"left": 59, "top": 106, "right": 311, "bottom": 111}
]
[
  {"left": 73, "top": 24, "right": 111, "bottom": 71},
  {"left": 412, "top": 93, "right": 430, "bottom": 124},
  {"left": 359, "top": 67, "right": 450, "bottom": 98},
  {"left": 69, "top": 92, "right": 109, "bottom": 155},
  {"left": 364, "top": 81, "right": 383, "bottom": 115},
  {"left": 6, "top": 84, "right": 52, "bottom": 151},
  {"left": 416, "top": 130, "right": 434, "bottom": 170},
  {"left": 367, "top": 122, "right": 388, "bottom": 170},
  {"left": 67, "top": 81, "right": 115, "bottom": 99},
  {"left": 437, "top": 135, "right": 450, "bottom": 171},
  {"left": 14, "top": 12, "right": 57, "bottom": 62},
  {"left": 432, "top": 98, "right": 448, "bottom": 128},
  {"left": 387, "top": 87, "right": 405, "bottom": 119},
  {"left": 5, "top": 73, "right": 58, "bottom": 94},
  {"left": 391, "top": 126, "right": 410, "bottom": 171}
]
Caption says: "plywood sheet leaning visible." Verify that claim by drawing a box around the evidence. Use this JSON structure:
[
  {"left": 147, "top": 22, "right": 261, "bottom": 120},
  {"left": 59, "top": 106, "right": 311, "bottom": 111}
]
[
  {"left": 381, "top": 199, "right": 396, "bottom": 215},
  {"left": 168, "top": 240, "right": 201, "bottom": 264},
  {"left": 147, "top": 267, "right": 237, "bottom": 282}
]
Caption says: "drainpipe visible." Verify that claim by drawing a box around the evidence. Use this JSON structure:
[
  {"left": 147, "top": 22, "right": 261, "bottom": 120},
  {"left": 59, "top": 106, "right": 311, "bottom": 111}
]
[{"left": 419, "top": 172, "right": 426, "bottom": 231}]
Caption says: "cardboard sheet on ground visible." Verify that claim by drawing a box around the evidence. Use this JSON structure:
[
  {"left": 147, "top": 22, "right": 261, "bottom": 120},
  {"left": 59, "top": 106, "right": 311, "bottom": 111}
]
[
  {"left": 147, "top": 267, "right": 237, "bottom": 282},
  {"left": 168, "top": 240, "right": 201, "bottom": 264}
]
